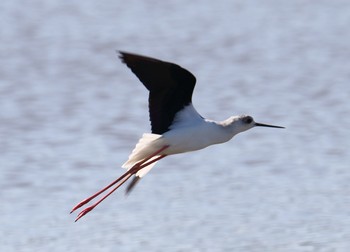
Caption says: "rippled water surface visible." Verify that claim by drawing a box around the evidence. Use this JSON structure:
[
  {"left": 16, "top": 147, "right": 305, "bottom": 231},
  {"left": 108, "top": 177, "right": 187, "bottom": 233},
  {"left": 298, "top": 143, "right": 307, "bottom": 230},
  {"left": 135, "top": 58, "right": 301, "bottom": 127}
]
[{"left": 1, "top": 1, "right": 350, "bottom": 251}]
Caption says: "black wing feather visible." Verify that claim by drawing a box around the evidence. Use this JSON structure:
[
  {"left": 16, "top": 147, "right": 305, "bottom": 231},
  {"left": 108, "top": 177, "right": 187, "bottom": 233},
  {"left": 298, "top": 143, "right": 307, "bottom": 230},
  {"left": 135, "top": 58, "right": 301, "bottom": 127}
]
[{"left": 119, "top": 51, "right": 196, "bottom": 134}]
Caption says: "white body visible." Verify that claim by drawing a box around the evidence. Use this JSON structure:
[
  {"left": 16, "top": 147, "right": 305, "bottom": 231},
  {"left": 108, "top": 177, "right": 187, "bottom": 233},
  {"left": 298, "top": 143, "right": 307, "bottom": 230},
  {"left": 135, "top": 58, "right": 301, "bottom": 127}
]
[{"left": 122, "top": 105, "right": 252, "bottom": 177}]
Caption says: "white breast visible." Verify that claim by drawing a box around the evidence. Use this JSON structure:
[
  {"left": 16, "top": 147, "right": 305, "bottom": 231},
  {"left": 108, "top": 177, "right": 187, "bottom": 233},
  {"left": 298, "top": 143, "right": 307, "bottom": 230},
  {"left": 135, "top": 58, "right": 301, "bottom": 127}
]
[
  {"left": 121, "top": 104, "right": 232, "bottom": 177},
  {"left": 161, "top": 105, "right": 231, "bottom": 154}
]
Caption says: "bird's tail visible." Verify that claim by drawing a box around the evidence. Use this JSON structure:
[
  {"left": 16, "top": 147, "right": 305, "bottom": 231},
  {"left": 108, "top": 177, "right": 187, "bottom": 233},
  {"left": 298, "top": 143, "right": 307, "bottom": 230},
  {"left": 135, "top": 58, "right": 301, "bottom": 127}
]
[
  {"left": 122, "top": 133, "right": 163, "bottom": 193},
  {"left": 122, "top": 133, "right": 163, "bottom": 171}
]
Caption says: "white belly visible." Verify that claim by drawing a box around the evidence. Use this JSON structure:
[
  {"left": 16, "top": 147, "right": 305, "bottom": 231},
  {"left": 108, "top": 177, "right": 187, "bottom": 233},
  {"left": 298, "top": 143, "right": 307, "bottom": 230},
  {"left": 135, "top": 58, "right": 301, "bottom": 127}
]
[
  {"left": 161, "top": 120, "right": 230, "bottom": 155},
  {"left": 122, "top": 104, "right": 232, "bottom": 178}
]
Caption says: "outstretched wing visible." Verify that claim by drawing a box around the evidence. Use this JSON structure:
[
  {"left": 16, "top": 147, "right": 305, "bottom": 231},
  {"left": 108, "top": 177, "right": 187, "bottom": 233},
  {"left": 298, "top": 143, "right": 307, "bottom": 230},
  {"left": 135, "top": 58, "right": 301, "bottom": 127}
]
[{"left": 119, "top": 51, "right": 196, "bottom": 134}]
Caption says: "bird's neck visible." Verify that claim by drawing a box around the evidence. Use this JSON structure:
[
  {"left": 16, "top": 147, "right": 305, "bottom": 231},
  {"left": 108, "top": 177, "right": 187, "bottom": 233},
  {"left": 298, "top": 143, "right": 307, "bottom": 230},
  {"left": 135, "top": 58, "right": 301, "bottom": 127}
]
[
  {"left": 219, "top": 117, "right": 245, "bottom": 138},
  {"left": 200, "top": 119, "right": 237, "bottom": 144}
]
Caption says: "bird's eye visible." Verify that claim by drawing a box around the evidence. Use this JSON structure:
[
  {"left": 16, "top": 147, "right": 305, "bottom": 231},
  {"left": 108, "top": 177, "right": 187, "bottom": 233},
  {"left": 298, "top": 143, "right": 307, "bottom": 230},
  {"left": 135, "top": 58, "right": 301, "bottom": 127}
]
[{"left": 245, "top": 117, "right": 253, "bottom": 124}]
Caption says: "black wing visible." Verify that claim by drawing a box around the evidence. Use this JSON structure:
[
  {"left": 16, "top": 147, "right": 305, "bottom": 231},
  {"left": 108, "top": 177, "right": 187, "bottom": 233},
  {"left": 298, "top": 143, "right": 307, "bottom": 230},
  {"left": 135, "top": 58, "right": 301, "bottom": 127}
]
[{"left": 119, "top": 51, "right": 196, "bottom": 134}]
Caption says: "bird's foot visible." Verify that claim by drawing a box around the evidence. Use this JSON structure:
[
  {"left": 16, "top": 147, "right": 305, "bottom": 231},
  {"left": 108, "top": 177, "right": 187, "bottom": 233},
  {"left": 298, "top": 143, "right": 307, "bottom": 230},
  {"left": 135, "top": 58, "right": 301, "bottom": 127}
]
[{"left": 75, "top": 205, "right": 95, "bottom": 222}]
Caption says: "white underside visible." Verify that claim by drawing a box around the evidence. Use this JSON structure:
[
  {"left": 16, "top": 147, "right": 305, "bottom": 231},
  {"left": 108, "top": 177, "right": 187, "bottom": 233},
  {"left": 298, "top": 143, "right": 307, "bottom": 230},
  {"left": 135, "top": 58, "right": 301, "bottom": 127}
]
[
  {"left": 122, "top": 104, "right": 232, "bottom": 178},
  {"left": 122, "top": 133, "right": 164, "bottom": 177}
]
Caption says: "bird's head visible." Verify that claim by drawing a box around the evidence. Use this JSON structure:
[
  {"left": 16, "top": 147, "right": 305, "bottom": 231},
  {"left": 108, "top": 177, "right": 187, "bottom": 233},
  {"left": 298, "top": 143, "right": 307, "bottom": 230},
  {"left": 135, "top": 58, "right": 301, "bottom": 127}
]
[{"left": 223, "top": 115, "right": 284, "bottom": 134}]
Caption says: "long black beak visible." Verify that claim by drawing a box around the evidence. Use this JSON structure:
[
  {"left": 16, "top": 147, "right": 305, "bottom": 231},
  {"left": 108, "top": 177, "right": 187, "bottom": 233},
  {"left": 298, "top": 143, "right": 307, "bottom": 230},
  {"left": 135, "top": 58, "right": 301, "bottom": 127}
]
[{"left": 255, "top": 123, "right": 285, "bottom": 129}]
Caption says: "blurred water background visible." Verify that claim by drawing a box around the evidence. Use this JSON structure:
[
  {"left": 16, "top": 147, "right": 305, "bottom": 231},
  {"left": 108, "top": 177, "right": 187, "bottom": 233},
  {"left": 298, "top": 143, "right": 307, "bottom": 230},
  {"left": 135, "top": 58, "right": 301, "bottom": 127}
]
[{"left": 1, "top": 0, "right": 350, "bottom": 251}]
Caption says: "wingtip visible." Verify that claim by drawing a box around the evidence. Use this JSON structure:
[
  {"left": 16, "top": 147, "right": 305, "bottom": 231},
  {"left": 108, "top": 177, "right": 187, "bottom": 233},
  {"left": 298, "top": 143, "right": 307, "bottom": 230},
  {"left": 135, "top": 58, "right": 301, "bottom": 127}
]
[
  {"left": 117, "top": 50, "right": 125, "bottom": 60},
  {"left": 118, "top": 50, "right": 133, "bottom": 64}
]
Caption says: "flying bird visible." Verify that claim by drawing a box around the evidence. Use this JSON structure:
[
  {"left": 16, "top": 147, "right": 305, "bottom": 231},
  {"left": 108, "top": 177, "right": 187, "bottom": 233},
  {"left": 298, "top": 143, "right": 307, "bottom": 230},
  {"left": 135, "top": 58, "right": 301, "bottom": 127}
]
[{"left": 71, "top": 51, "right": 284, "bottom": 221}]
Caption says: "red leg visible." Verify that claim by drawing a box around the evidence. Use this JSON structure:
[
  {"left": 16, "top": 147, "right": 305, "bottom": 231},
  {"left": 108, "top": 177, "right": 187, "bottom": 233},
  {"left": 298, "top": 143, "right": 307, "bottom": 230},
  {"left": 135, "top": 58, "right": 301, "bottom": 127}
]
[
  {"left": 74, "top": 154, "right": 167, "bottom": 222},
  {"left": 70, "top": 170, "right": 131, "bottom": 214},
  {"left": 70, "top": 145, "right": 169, "bottom": 214},
  {"left": 71, "top": 145, "right": 169, "bottom": 221},
  {"left": 74, "top": 173, "right": 133, "bottom": 222}
]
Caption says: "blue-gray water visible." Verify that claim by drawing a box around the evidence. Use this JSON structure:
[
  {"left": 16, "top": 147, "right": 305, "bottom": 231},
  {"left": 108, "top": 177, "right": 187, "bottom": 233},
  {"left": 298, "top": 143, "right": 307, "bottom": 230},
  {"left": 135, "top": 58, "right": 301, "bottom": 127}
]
[{"left": 1, "top": 1, "right": 350, "bottom": 251}]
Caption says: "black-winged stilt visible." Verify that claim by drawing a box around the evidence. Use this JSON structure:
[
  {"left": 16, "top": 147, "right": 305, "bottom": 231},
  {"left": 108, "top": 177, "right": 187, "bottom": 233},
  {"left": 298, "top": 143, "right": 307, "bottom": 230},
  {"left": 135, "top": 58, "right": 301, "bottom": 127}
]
[{"left": 71, "top": 51, "right": 284, "bottom": 221}]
